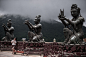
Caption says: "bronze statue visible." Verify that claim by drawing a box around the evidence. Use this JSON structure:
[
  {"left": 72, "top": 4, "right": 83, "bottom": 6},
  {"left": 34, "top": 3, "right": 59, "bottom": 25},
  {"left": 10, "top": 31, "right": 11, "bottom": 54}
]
[
  {"left": 2, "top": 19, "right": 14, "bottom": 41},
  {"left": 58, "top": 4, "right": 85, "bottom": 44},
  {"left": 25, "top": 15, "right": 43, "bottom": 42}
]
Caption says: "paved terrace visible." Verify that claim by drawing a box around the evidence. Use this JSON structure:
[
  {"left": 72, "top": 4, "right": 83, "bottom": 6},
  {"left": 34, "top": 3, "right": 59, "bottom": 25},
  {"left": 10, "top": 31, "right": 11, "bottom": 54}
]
[{"left": 0, "top": 51, "right": 43, "bottom": 57}]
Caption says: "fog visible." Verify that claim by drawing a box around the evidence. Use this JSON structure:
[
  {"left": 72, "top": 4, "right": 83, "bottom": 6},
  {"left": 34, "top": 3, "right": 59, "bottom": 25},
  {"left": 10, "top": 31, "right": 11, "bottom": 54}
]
[{"left": 0, "top": 0, "right": 86, "bottom": 26}]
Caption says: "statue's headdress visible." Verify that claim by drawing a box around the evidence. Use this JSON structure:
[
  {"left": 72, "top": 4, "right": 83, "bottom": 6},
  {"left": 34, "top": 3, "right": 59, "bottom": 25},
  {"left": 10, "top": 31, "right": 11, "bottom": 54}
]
[
  {"left": 35, "top": 15, "right": 41, "bottom": 22},
  {"left": 71, "top": 4, "right": 80, "bottom": 13},
  {"left": 7, "top": 19, "right": 12, "bottom": 25}
]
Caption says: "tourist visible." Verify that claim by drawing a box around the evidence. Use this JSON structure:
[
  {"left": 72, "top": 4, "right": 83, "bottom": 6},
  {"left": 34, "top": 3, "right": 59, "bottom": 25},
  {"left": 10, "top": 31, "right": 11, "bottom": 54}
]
[{"left": 11, "top": 37, "right": 17, "bottom": 54}]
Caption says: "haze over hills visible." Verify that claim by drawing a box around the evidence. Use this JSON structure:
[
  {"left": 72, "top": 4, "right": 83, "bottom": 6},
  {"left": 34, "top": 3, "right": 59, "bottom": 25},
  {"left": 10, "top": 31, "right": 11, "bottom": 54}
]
[{"left": 0, "top": 14, "right": 86, "bottom": 42}]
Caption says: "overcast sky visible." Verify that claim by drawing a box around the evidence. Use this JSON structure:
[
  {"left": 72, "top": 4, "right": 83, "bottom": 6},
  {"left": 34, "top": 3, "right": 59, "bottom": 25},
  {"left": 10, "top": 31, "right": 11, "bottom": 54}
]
[{"left": 0, "top": 0, "right": 86, "bottom": 26}]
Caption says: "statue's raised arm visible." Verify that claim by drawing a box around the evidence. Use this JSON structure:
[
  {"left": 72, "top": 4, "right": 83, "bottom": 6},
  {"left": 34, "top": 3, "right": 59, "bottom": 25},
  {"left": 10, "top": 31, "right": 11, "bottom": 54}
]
[
  {"left": 58, "top": 9, "right": 70, "bottom": 28},
  {"left": 25, "top": 20, "right": 34, "bottom": 31}
]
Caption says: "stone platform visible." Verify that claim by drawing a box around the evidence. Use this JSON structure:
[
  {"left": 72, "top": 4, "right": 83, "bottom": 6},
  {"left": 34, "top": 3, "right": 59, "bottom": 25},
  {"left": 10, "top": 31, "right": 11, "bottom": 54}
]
[{"left": 0, "top": 51, "right": 43, "bottom": 57}]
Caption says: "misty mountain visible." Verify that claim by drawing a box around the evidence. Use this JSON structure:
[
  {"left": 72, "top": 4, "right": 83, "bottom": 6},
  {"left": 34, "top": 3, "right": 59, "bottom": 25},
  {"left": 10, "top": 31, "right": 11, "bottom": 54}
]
[{"left": 0, "top": 15, "right": 86, "bottom": 42}]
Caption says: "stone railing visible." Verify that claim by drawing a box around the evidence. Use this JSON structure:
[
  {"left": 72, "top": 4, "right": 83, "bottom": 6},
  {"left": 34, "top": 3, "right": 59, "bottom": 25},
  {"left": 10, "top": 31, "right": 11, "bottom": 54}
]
[{"left": 0, "top": 41, "right": 86, "bottom": 57}]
